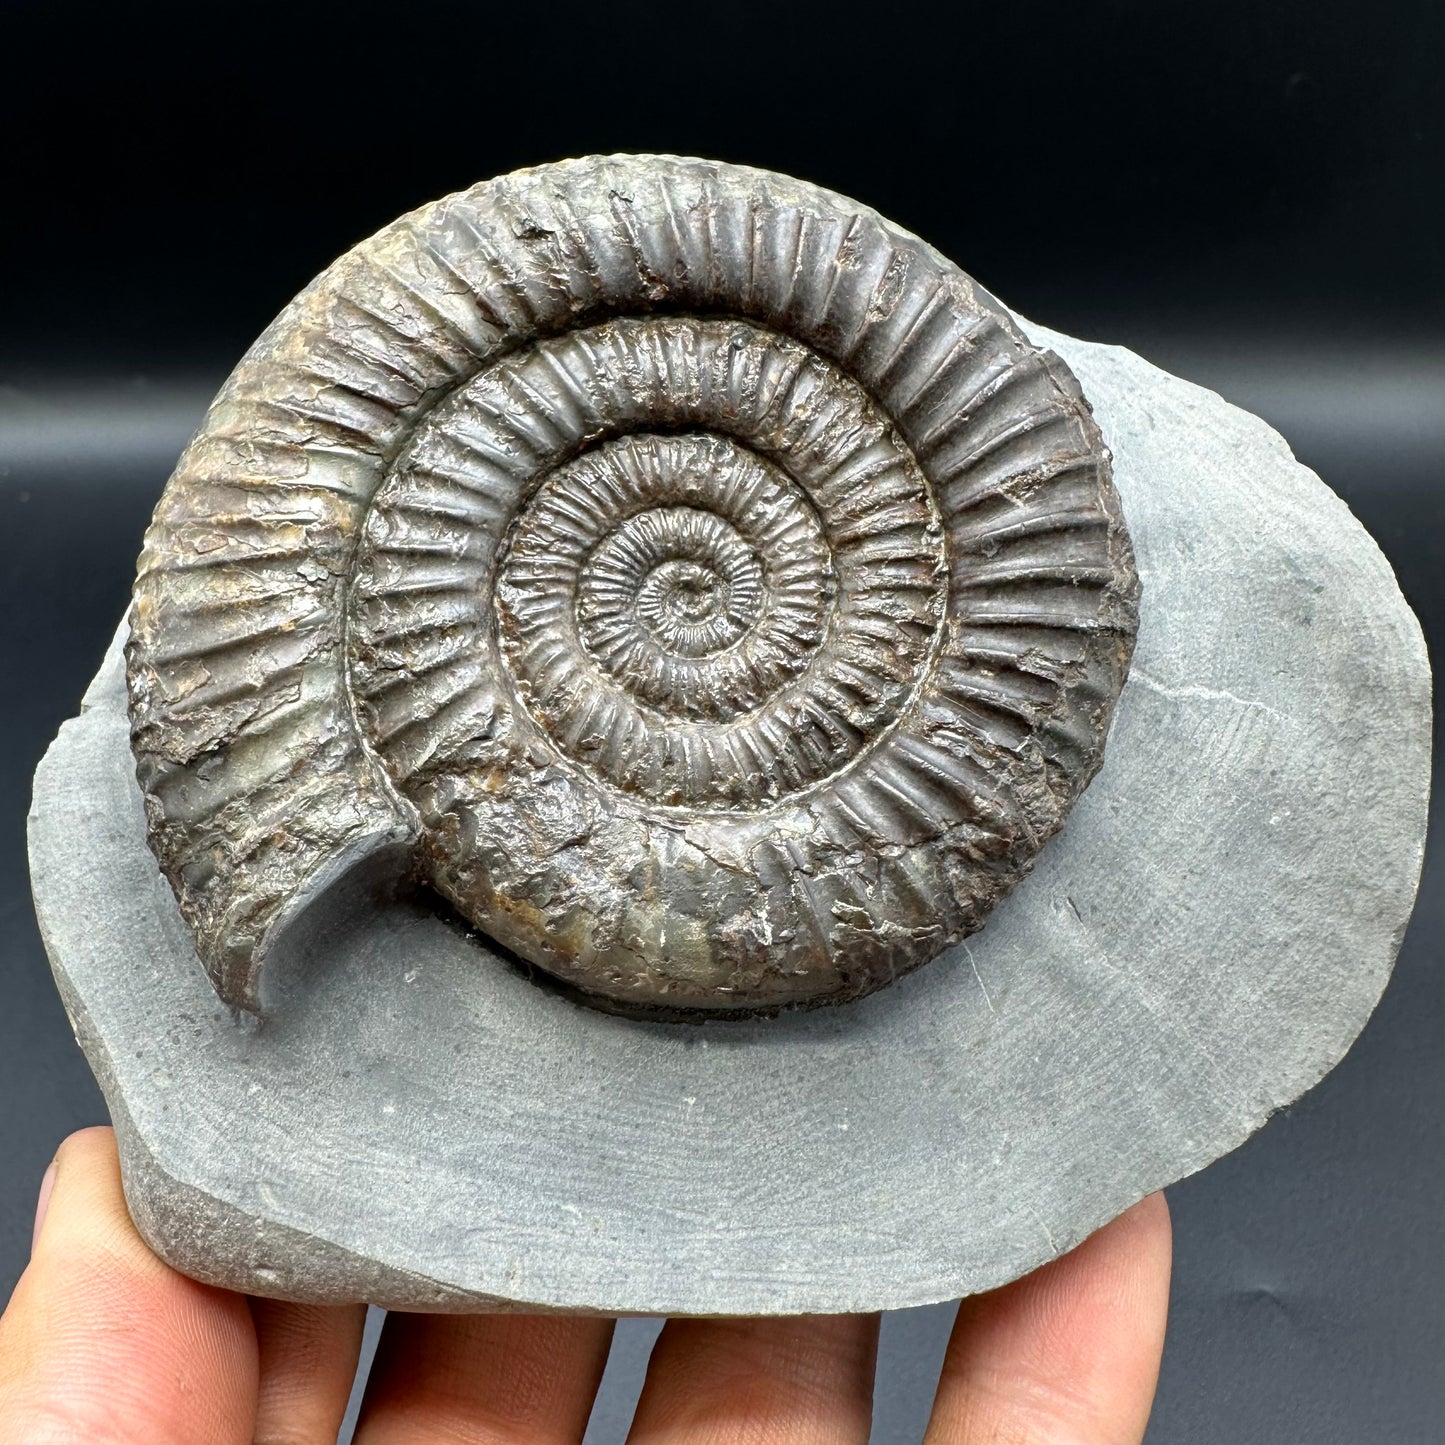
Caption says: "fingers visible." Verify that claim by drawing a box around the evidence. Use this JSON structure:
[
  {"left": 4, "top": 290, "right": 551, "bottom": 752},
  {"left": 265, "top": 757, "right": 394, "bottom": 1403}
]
[
  {"left": 0, "top": 1126, "right": 259, "bottom": 1445},
  {"left": 0, "top": 1132, "right": 1165, "bottom": 1445},
  {"left": 627, "top": 1313, "right": 879, "bottom": 1444},
  {"left": 351, "top": 1311, "right": 615, "bottom": 1444},
  {"left": 925, "top": 1192, "right": 1173, "bottom": 1445},
  {"left": 249, "top": 1297, "right": 367, "bottom": 1445}
]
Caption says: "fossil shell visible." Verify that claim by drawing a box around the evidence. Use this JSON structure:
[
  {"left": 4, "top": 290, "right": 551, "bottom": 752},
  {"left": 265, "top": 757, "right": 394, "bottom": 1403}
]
[{"left": 126, "top": 155, "right": 1140, "bottom": 1016}]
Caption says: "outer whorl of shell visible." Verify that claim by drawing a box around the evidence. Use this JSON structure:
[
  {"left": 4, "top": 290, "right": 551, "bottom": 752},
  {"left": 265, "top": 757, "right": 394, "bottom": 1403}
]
[{"left": 126, "top": 155, "right": 1140, "bottom": 1016}]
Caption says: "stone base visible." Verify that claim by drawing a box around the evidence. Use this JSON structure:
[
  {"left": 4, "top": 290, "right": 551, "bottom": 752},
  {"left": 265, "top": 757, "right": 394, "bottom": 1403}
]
[{"left": 27, "top": 320, "right": 1430, "bottom": 1315}]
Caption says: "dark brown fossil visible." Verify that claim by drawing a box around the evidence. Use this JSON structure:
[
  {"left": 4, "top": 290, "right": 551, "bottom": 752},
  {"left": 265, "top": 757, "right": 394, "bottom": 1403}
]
[{"left": 126, "top": 155, "right": 1139, "bottom": 1016}]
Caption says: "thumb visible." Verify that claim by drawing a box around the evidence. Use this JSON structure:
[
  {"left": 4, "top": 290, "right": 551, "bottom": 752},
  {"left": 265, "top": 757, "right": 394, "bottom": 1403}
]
[{"left": 0, "top": 1126, "right": 259, "bottom": 1444}]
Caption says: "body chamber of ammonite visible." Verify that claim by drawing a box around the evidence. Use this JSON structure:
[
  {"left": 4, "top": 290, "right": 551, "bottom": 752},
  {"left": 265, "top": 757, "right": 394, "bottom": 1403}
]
[{"left": 126, "top": 155, "right": 1139, "bottom": 1017}]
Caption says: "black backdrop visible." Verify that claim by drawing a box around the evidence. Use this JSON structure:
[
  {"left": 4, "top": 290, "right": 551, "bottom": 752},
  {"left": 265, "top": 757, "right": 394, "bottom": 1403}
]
[
  {"left": 2, "top": 3, "right": 1441, "bottom": 1441},
  {"left": 5, "top": 2, "right": 1442, "bottom": 371}
]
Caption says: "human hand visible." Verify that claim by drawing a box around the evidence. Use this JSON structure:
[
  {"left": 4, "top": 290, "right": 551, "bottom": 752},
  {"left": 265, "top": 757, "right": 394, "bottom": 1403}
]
[{"left": 0, "top": 1128, "right": 1171, "bottom": 1443}]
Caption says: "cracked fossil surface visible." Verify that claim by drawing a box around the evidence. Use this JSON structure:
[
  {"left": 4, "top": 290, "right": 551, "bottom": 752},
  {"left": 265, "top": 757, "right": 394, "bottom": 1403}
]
[{"left": 126, "top": 156, "right": 1139, "bottom": 1016}]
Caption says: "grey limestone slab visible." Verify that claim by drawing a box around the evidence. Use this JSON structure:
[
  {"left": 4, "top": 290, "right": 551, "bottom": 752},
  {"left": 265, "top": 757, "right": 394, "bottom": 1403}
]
[{"left": 27, "top": 318, "right": 1431, "bottom": 1315}]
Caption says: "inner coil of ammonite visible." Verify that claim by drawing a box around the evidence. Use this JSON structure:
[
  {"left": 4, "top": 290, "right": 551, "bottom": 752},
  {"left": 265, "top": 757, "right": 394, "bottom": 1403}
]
[{"left": 125, "top": 155, "right": 1140, "bottom": 1017}]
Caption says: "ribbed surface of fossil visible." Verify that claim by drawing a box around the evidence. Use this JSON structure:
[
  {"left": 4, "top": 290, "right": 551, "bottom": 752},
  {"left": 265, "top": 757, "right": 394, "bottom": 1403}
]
[{"left": 126, "top": 156, "right": 1139, "bottom": 1015}]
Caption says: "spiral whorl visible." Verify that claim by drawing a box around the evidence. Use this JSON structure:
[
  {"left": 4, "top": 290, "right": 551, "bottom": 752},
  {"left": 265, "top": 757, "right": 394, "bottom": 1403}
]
[{"left": 126, "top": 155, "right": 1139, "bottom": 1015}]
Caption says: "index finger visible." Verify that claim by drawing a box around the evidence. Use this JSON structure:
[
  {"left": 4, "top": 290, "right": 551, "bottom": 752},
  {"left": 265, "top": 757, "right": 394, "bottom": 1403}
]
[{"left": 0, "top": 1127, "right": 259, "bottom": 1444}]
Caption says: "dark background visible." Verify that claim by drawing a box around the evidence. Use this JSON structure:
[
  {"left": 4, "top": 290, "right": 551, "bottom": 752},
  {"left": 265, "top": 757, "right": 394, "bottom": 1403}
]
[{"left": 2, "top": 2, "right": 1440, "bottom": 1440}]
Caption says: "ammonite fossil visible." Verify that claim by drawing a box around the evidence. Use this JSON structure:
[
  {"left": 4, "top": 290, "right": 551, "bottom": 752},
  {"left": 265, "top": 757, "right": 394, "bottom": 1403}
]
[{"left": 126, "top": 155, "right": 1139, "bottom": 1017}]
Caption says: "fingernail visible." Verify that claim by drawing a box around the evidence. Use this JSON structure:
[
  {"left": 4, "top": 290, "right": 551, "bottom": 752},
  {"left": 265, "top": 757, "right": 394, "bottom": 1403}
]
[{"left": 31, "top": 1161, "right": 57, "bottom": 1255}]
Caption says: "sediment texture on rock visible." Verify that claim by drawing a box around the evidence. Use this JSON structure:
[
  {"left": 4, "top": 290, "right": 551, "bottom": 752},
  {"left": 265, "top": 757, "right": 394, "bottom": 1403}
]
[{"left": 30, "top": 318, "right": 1430, "bottom": 1314}]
